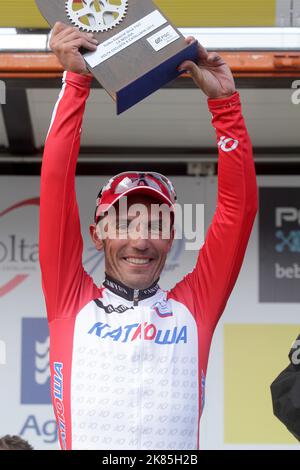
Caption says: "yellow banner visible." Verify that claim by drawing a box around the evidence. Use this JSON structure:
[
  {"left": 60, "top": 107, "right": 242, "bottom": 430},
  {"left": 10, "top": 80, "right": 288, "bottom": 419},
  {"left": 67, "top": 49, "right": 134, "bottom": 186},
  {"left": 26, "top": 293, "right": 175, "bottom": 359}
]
[
  {"left": 0, "top": 0, "right": 277, "bottom": 28},
  {"left": 224, "top": 324, "right": 299, "bottom": 444},
  {"left": 157, "top": 0, "right": 277, "bottom": 27}
]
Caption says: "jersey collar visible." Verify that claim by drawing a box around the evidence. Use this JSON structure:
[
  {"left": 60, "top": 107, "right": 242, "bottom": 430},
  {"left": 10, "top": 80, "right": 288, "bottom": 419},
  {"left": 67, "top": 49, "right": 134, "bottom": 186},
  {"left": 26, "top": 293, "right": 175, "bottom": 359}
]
[{"left": 103, "top": 274, "right": 160, "bottom": 305}]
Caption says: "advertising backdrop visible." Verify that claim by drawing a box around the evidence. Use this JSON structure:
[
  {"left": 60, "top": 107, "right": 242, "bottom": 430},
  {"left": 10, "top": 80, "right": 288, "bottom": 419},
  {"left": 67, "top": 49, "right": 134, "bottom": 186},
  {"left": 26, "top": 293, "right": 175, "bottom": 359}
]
[{"left": 0, "top": 175, "right": 299, "bottom": 449}]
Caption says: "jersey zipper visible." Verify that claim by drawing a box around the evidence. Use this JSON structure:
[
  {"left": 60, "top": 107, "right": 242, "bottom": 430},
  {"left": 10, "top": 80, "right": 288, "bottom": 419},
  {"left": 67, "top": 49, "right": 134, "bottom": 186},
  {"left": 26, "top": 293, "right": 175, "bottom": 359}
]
[{"left": 133, "top": 289, "right": 139, "bottom": 306}]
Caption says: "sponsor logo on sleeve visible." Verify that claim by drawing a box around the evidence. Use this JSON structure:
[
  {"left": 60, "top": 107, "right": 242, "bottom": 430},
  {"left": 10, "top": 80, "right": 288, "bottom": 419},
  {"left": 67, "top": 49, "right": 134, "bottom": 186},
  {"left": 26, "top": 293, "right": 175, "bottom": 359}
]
[
  {"left": 218, "top": 136, "right": 239, "bottom": 153},
  {"left": 53, "top": 362, "right": 66, "bottom": 450}
]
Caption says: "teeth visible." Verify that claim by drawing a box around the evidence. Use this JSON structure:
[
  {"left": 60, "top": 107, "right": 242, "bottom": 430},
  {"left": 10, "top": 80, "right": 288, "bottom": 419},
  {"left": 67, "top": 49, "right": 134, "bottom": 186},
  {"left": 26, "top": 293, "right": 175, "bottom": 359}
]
[{"left": 126, "top": 258, "right": 150, "bottom": 265}]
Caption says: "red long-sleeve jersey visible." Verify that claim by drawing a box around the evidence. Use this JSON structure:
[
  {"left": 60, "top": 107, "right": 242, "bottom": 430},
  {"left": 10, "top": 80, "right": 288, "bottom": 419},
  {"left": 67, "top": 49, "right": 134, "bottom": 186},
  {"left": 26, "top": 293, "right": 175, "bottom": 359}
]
[{"left": 39, "top": 71, "right": 258, "bottom": 450}]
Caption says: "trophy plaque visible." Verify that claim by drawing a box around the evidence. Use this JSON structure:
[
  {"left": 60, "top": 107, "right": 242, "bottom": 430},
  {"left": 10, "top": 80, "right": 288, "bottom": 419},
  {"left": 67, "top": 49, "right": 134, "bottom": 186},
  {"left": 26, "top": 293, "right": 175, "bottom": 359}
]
[{"left": 36, "top": 0, "right": 199, "bottom": 114}]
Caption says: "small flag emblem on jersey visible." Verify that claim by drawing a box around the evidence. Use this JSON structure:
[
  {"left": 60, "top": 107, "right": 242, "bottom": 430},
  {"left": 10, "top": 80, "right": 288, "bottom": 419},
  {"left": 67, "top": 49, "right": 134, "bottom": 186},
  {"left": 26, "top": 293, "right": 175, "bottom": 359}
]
[{"left": 153, "top": 301, "right": 173, "bottom": 318}]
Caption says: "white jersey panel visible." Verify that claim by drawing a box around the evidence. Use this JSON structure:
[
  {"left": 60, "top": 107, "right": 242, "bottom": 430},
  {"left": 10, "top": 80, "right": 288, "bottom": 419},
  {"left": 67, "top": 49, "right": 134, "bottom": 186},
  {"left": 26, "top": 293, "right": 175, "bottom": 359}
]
[{"left": 71, "top": 289, "right": 199, "bottom": 450}]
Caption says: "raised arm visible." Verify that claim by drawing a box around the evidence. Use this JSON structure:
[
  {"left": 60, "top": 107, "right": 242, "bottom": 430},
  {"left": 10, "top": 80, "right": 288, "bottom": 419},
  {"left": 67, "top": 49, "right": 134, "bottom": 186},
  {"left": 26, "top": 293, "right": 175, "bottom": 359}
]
[
  {"left": 170, "top": 40, "right": 258, "bottom": 331},
  {"left": 39, "top": 24, "right": 99, "bottom": 322}
]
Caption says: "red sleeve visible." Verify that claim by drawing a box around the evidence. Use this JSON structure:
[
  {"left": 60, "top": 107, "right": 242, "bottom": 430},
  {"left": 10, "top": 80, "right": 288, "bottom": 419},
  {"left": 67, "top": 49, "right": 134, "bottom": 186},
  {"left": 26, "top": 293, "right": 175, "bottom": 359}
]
[
  {"left": 39, "top": 71, "right": 100, "bottom": 322},
  {"left": 169, "top": 92, "right": 258, "bottom": 332}
]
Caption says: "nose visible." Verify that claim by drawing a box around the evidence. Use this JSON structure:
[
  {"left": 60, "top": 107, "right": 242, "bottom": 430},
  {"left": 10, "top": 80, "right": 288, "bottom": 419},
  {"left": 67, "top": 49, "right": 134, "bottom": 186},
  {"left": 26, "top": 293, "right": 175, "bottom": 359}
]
[
  {"left": 128, "top": 225, "right": 151, "bottom": 250},
  {"left": 129, "top": 236, "right": 150, "bottom": 251}
]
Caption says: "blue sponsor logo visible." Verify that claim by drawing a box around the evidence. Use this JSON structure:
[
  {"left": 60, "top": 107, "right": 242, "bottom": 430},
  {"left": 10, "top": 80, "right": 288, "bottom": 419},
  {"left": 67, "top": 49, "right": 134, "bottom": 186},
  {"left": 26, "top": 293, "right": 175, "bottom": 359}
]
[
  {"left": 21, "top": 318, "right": 51, "bottom": 404},
  {"left": 88, "top": 321, "right": 187, "bottom": 345}
]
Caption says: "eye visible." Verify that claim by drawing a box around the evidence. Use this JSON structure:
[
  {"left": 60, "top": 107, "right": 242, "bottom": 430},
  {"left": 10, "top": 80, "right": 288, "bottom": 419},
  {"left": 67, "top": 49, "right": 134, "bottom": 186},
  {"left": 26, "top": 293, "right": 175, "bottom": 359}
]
[
  {"left": 150, "top": 221, "right": 163, "bottom": 233},
  {"left": 116, "top": 221, "right": 129, "bottom": 231}
]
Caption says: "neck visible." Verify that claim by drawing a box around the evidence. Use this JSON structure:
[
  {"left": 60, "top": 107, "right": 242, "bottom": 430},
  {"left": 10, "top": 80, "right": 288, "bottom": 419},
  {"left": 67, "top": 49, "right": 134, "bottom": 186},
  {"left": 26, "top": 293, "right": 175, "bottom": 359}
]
[{"left": 103, "top": 273, "right": 159, "bottom": 305}]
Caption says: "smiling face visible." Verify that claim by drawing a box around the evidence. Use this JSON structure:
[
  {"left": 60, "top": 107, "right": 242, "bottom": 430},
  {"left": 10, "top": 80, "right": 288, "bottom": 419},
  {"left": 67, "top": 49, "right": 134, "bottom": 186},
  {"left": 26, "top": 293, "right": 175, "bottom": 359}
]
[{"left": 90, "top": 193, "right": 174, "bottom": 290}]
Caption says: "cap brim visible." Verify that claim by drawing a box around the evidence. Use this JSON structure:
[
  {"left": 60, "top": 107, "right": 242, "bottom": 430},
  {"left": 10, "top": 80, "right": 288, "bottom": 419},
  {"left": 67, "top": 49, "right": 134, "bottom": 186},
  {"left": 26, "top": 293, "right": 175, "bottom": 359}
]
[{"left": 96, "top": 186, "right": 174, "bottom": 219}]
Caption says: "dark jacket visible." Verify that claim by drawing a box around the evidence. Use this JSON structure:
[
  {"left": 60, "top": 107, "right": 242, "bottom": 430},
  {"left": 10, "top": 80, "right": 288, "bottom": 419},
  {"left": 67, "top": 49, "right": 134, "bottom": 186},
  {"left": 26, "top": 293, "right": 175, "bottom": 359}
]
[{"left": 271, "top": 335, "right": 300, "bottom": 442}]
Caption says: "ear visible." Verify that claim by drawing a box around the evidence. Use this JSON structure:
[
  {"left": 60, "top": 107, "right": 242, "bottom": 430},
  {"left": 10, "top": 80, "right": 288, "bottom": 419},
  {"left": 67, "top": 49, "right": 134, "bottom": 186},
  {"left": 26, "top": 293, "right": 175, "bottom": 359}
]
[{"left": 89, "top": 223, "right": 104, "bottom": 251}]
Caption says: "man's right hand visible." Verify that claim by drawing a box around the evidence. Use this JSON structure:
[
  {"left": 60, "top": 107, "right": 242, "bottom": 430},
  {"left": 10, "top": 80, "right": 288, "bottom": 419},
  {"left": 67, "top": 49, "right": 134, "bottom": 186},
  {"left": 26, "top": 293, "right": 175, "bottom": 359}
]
[{"left": 49, "top": 22, "right": 98, "bottom": 75}]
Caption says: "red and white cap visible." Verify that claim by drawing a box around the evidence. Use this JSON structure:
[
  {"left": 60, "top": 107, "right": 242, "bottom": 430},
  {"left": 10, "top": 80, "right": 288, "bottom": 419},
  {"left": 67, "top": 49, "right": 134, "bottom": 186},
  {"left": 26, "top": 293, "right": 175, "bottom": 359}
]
[{"left": 94, "top": 172, "right": 177, "bottom": 222}]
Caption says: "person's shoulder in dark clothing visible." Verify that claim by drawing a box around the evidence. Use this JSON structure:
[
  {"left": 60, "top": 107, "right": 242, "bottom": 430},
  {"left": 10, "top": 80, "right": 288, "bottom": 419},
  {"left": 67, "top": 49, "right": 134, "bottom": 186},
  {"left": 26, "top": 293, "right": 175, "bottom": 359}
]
[{"left": 271, "top": 335, "right": 300, "bottom": 442}]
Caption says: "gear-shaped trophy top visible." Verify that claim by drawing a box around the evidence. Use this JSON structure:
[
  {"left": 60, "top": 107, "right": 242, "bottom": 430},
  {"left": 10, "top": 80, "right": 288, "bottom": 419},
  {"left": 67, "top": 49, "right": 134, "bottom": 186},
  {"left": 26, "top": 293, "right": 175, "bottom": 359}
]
[{"left": 66, "top": 0, "right": 128, "bottom": 33}]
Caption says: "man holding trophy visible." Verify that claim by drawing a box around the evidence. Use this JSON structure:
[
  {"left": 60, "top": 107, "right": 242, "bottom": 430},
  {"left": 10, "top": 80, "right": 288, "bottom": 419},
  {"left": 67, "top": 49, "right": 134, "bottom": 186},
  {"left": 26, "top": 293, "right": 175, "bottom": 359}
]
[{"left": 39, "top": 20, "right": 258, "bottom": 450}]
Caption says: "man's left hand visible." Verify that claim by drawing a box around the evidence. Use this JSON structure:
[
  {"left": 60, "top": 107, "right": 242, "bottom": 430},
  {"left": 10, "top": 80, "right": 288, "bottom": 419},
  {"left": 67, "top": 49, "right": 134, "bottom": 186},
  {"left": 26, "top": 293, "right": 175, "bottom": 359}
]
[{"left": 179, "top": 37, "right": 236, "bottom": 99}]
